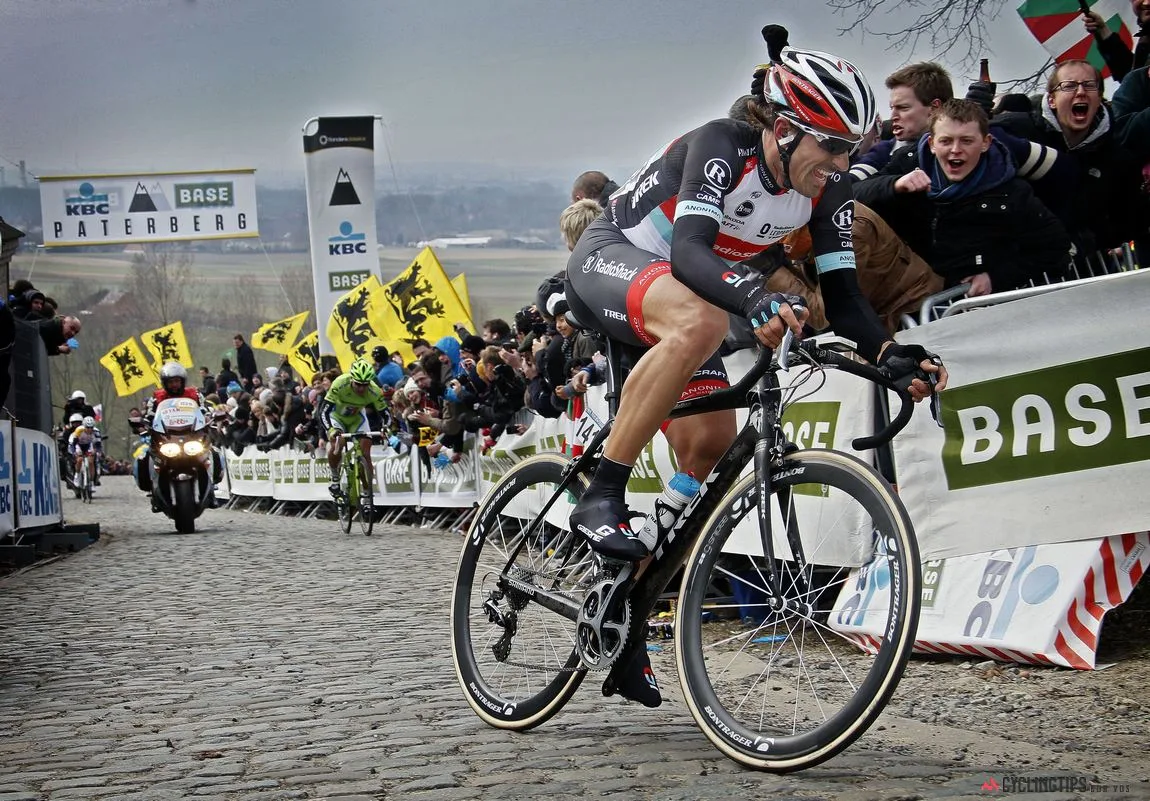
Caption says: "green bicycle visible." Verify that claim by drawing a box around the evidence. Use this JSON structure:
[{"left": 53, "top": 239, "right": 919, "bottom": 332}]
[{"left": 333, "top": 431, "right": 380, "bottom": 536}]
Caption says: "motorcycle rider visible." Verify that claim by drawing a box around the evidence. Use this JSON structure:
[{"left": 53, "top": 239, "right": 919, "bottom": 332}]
[
  {"left": 62, "top": 389, "right": 96, "bottom": 426},
  {"left": 137, "top": 363, "right": 222, "bottom": 504}
]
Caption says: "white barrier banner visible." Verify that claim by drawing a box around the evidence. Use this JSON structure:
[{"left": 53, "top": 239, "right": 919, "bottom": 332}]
[
  {"left": 14, "top": 428, "right": 62, "bottom": 529},
  {"left": 376, "top": 448, "right": 419, "bottom": 507},
  {"left": 225, "top": 448, "right": 274, "bottom": 497},
  {"left": 0, "top": 421, "right": 14, "bottom": 535},
  {"left": 303, "top": 116, "right": 379, "bottom": 354},
  {"left": 832, "top": 532, "right": 1149, "bottom": 669},
  {"left": 419, "top": 437, "right": 481, "bottom": 508},
  {"left": 271, "top": 448, "right": 333, "bottom": 502},
  {"left": 39, "top": 169, "right": 259, "bottom": 248},
  {"left": 894, "top": 270, "right": 1150, "bottom": 560}
]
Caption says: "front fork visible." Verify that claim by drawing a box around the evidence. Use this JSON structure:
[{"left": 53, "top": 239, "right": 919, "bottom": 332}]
[{"left": 750, "top": 378, "right": 813, "bottom": 617}]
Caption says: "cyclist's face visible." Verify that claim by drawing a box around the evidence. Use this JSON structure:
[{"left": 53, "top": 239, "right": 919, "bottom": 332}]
[
  {"left": 786, "top": 130, "right": 849, "bottom": 198},
  {"left": 351, "top": 380, "right": 369, "bottom": 395}
]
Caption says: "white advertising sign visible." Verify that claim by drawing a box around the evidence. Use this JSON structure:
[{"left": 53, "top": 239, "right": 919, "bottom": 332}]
[
  {"left": 893, "top": 270, "right": 1150, "bottom": 561},
  {"left": 303, "top": 117, "right": 380, "bottom": 354},
  {"left": 38, "top": 170, "right": 259, "bottom": 247},
  {"left": 14, "top": 427, "right": 62, "bottom": 529},
  {"left": 0, "top": 421, "right": 14, "bottom": 535}
]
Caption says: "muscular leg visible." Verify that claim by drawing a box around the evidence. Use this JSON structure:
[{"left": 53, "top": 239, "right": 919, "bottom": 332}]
[
  {"left": 663, "top": 409, "right": 737, "bottom": 480},
  {"left": 602, "top": 274, "right": 731, "bottom": 466},
  {"left": 572, "top": 272, "right": 731, "bottom": 563}
]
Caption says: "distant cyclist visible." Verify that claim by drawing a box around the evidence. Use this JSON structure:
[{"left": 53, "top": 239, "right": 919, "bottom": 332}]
[
  {"left": 318, "top": 359, "right": 390, "bottom": 498},
  {"left": 68, "top": 415, "right": 103, "bottom": 488}
]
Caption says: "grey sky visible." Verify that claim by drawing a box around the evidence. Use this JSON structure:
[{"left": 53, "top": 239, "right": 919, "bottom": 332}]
[{"left": 1, "top": 0, "right": 1058, "bottom": 186}]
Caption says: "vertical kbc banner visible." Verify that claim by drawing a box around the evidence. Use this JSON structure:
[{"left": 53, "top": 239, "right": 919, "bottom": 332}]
[
  {"left": 303, "top": 116, "right": 380, "bottom": 354},
  {"left": 0, "top": 421, "right": 14, "bottom": 536}
]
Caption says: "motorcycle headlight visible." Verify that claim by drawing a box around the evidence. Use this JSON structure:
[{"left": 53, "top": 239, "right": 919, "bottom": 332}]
[
  {"left": 183, "top": 440, "right": 205, "bottom": 456},
  {"left": 159, "top": 442, "right": 182, "bottom": 458}
]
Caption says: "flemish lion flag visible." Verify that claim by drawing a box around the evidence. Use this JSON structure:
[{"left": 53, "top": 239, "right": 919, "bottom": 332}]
[
  {"left": 326, "top": 275, "right": 387, "bottom": 370},
  {"left": 374, "top": 247, "right": 475, "bottom": 363},
  {"left": 287, "top": 330, "right": 321, "bottom": 385},
  {"left": 252, "top": 310, "right": 309, "bottom": 354},
  {"left": 99, "top": 336, "right": 159, "bottom": 397},
  {"left": 1017, "top": 0, "right": 1135, "bottom": 77},
  {"left": 140, "top": 321, "right": 194, "bottom": 370}
]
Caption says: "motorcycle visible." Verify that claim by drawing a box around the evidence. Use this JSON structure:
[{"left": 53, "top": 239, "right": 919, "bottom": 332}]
[{"left": 145, "top": 397, "right": 215, "bottom": 533}]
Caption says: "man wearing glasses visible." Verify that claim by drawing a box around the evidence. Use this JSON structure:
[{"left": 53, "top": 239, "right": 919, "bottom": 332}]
[
  {"left": 561, "top": 47, "right": 947, "bottom": 707},
  {"left": 318, "top": 359, "right": 390, "bottom": 498},
  {"left": 995, "top": 60, "right": 1144, "bottom": 267}
]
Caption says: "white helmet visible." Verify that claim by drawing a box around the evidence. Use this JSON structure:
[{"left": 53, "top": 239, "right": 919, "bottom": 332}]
[
  {"left": 159, "top": 362, "right": 187, "bottom": 381},
  {"left": 765, "top": 48, "right": 877, "bottom": 142},
  {"left": 71, "top": 390, "right": 86, "bottom": 400},
  {"left": 82, "top": 416, "right": 96, "bottom": 428},
  {"left": 69, "top": 413, "right": 84, "bottom": 425}
]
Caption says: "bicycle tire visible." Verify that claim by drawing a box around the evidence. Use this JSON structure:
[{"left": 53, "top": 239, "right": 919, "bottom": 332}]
[
  {"left": 357, "top": 454, "right": 374, "bottom": 537},
  {"left": 81, "top": 459, "right": 92, "bottom": 504},
  {"left": 338, "top": 450, "right": 355, "bottom": 534},
  {"left": 675, "top": 449, "right": 920, "bottom": 772},
  {"left": 451, "top": 453, "right": 593, "bottom": 731}
]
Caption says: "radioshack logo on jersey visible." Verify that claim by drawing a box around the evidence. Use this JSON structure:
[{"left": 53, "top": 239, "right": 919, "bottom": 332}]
[
  {"left": 833, "top": 201, "right": 854, "bottom": 232},
  {"left": 328, "top": 221, "right": 367, "bottom": 255},
  {"left": 64, "top": 182, "right": 122, "bottom": 216},
  {"left": 581, "top": 253, "right": 637, "bottom": 281},
  {"left": 704, "top": 158, "right": 732, "bottom": 189}
]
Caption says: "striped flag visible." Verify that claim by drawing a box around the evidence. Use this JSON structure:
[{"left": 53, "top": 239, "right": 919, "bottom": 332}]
[{"left": 1017, "top": 0, "right": 1136, "bottom": 77}]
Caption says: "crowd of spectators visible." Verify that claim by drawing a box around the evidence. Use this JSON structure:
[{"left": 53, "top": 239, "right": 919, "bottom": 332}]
[{"left": 190, "top": 15, "right": 1150, "bottom": 469}]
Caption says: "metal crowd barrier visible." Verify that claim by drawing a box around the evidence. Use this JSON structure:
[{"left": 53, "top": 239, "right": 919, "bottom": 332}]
[{"left": 900, "top": 243, "right": 1143, "bottom": 329}]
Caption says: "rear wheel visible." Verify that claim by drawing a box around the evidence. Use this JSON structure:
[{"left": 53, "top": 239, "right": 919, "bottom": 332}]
[
  {"left": 451, "top": 453, "right": 593, "bottom": 730},
  {"left": 676, "top": 449, "right": 920, "bottom": 772}
]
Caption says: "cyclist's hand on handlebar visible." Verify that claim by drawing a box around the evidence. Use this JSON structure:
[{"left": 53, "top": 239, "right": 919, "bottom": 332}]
[
  {"left": 747, "top": 292, "right": 808, "bottom": 350},
  {"left": 878, "top": 343, "right": 947, "bottom": 401}
]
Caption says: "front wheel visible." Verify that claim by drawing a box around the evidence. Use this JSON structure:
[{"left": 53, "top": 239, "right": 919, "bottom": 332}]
[
  {"left": 337, "top": 453, "right": 355, "bottom": 534},
  {"left": 357, "top": 455, "right": 375, "bottom": 537},
  {"left": 173, "top": 480, "right": 197, "bottom": 533},
  {"left": 676, "top": 449, "right": 921, "bottom": 772},
  {"left": 451, "top": 453, "right": 593, "bottom": 731}
]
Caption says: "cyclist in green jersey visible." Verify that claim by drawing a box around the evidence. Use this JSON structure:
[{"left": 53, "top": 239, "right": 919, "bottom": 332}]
[{"left": 318, "top": 359, "right": 390, "bottom": 497}]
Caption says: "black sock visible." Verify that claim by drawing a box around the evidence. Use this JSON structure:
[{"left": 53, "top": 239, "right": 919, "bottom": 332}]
[{"left": 588, "top": 457, "right": 632, "bottom": 503}]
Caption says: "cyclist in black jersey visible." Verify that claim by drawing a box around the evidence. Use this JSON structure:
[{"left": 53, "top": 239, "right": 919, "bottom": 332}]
[{"left": 565, "top": 47, "right": 948, "bottom": 706}]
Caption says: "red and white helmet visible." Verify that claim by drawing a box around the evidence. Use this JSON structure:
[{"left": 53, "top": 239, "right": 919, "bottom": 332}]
[{"left": 765, "top": 47, "right": 877, "bottom": 141}]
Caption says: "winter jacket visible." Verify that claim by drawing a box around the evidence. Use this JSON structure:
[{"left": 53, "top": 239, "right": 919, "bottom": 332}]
[{"left": 993, "top": 103, "right": 1146, "bottom": 255}]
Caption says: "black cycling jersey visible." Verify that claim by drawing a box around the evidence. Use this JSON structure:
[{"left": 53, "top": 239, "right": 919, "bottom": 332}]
[{"left": 569, "top": 117, "right": 887, "bottom": 361}]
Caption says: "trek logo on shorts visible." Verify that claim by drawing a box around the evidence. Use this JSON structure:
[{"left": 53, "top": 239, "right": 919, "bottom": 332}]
[{"left": 581, "top": 253, "right": 638, "bottom": 281}]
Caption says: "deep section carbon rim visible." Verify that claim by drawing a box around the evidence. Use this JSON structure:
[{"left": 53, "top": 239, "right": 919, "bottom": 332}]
[
  {"left": 676, "top": 449, "right": 920, "bottom": 771},
  {"left": 451, "top": 453, "right": 593, "bottom": 730}
]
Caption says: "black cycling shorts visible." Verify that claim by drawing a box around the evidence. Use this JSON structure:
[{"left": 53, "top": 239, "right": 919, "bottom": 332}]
[{"left": 565, "top": 216, "right": 728, "bottom": 402}]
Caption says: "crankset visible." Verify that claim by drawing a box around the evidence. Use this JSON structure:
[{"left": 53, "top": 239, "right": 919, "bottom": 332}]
[{"left": 575, "top": 559, "right": 635, "bottom": 671}]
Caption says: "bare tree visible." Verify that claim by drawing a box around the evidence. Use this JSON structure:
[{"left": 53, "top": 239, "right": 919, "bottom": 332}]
[
  {"left": 128, "top": 245, "right": 197, "bottom": 328},
  {"left": 829, "top": 0, "right": 1054, "bottom": 90}
]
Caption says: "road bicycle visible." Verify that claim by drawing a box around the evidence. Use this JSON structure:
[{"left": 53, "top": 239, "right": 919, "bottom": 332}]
[
  {"left": 451, "top": 334, "right": 923, "bottom": 772},
  {"left": 332, "top": 431, "right": 381, "bottom": 536},
  {"left": 75, "top": 450, "right": 95, "bottom": 504}
]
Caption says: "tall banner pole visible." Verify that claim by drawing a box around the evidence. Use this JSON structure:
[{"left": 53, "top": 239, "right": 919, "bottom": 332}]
[{"left": 302, "top": 117, "right": 381, "bottom": 355}]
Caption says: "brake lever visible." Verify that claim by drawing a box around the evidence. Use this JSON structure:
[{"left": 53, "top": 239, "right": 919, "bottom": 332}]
[
  {"left": 925, "top": 356, "right": 944, "bottom": 428},
  {"left": 776, "top": 304, "right": 806, "bottom": 375}
]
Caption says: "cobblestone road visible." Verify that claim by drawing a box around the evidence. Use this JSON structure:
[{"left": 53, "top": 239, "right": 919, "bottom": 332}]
[{"left": 0, "top": 478, "right": 1141, "bottom": 800}]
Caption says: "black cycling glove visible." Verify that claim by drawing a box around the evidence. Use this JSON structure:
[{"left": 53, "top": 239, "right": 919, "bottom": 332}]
[
  {"left": 878, "top": 343, "right": 945, "bottom": 423},
  {"left": 744, "top": 290, "right": 806, "bottom": 329}
]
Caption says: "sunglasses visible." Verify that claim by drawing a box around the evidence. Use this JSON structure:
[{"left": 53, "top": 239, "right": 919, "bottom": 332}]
[
  {"left": 807, "top": 128, "right": 862, "bottom": 156},
  {"left": 351, "top": 380, "right": 370, "bottom": 390}
]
